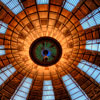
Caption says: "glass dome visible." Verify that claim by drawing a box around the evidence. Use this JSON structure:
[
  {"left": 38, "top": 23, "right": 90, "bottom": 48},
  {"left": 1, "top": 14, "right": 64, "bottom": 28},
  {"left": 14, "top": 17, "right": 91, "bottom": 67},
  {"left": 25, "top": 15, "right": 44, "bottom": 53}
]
[{"left": 0, "top": 0, "right": 100, "bottom": 100}]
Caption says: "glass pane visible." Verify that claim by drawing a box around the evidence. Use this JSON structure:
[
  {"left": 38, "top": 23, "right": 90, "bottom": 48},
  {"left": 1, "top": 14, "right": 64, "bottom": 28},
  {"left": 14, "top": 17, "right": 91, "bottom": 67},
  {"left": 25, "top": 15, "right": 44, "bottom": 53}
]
[
  {"left": 0, "top": 50, "right": 5, "bottom": 55},
  {"left": 12, "top": 5, "right": 23, "bottom": 15},
  {"left": 86, "top": 39, "right": 100, "bottom": 52},
  {"left": 36, "top": 0, "right": 49, "bottom": 4},
  {"left": 7, "top": 0, "right": 19, "bottom": 9},
  {"left": 62, "top": 74, "right": 90, "bottom": 100},
  {"left": 0, "top": 45, "right": 5, "bottom": 56},
  {"left": 43, "top": 86, "right": 53, "bottom": 90},
  {"left": 0, "top": 65, "right": 16, "bottom": 85},
  {"left": 86, "top": 40, "right": 92, "bottom": 44},
  {"left": 9, "top": 67, "right": 16, "bottom": 73},
  {"left": 1, "top": 0, "right": 10, "bottom": 4},
  {"left": 80, "top": 7, "right": 100, "bottom": 29},
  {"left": 64, "top": 0, "right": 80, "bottom": 12},
  {"left": 82, "top": 65, "right": 89, "bottom": 72},
  {"left": 91, "top": 70, "right": 100, "bottom": 79},
  {"left": 4, "top": 70, "right": 12, "bottom": 77},
  {"left": 19, "top": 86, "right": 29, "bottom": 93},
  {"left": 44, "top": 80, "right": 52, "bottom": 85},
  {"left": 13, "top": 95, "right": 26, "bottom": 100},
  {"left": 1, "top": 0, "right": 24, "bottom": 15},
  {"left": 0, "top": 45, "right": 5, "bottom": 49},
  {"left": 64, "top": 2, "right": 74, "bottom": 12},
  {"left": 92, "top": 44, "right": 98, "bottom": 51},
  {"left": 16, "top": 91, "right": 28, "bottom": 98},
  {"left": 0, "top": 21, "right": 8, "bottom": 34},
  {"left": 78, "top": 60, "right": 100, "bottom": 84},
  {"left": 0, "top": 73, "right": 8, "bottom": 81},
  {"left": 11, "top": 77, "right": 32, "bottom": 100},
  {"left": 76, "top": 95, "right": 89, "bottom": 100},
  {"left": 71, "top": 91, "right": 83, "bottom": 99},
  {"left": 64, "top": 79, "right": 73, "bottom": 86},
  {"left": 99, "top": 44, "right": 100, "bottom": 52},
  {"left": 86, "top": 44, "right": 92, "bottom": 50},
  {"left": 95, "top": 74, "right": 100, "bottom": 83},
  {"left": 0, "top": 64, "right": 12, "bottom": 72},
  {"left": 62, "top": 74, "right": 70, "bottom": 81},
  {"left": 66, "top": 83, "right": 76, "bottom": 90},
  {"left": 43, "top": 91, "right": 54, "bottom": 95},
  {"left": 77, "top": 63, "right": 84, "bottom": 69},
  {"left": 69, "top": 88, "right": 80, "bottom": 95}
]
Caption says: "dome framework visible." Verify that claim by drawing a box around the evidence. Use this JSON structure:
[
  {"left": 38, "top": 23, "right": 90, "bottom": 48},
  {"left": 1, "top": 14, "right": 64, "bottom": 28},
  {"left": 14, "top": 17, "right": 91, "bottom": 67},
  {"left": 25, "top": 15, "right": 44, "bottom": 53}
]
[{"left": 0, "top": 0, "right": 100, "bottom": 100}]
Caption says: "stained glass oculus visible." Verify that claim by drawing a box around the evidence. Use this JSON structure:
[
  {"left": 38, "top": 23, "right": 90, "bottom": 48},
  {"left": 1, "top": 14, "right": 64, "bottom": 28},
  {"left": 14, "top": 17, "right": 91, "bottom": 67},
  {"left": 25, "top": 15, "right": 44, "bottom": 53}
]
[{"left": 29, "top": 37, "right": 62, "bottom": 66}]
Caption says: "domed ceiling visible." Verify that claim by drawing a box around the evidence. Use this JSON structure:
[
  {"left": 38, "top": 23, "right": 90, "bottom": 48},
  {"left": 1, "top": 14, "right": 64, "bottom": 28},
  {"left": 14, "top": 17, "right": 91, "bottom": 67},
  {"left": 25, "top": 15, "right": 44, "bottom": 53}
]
[{"left": 0, "top": 0, "right": 100, "bottom": 100}]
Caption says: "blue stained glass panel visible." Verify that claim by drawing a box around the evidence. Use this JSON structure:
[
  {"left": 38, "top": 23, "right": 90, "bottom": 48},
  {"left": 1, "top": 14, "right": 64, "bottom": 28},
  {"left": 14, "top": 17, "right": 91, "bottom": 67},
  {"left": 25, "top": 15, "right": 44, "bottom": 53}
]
[
  {"left": 44, "top": 80, "right": 52, "bottom": 85},
  {"left": 19, "top": 87, "right": 29, "bottom": 93},
  {"left": 43, "top": 91, "right": 54, "bottom": 95},
  {"left": 0, "top": 50, "right": 5, "bottom": 56},
  {"left": 42, "top": 96, "right": 55, "bottom": 100},
  {"left": 88, "top": 17, "right": 96, "bottom": 27},
  {"left": 16, "top": 91, "right": 28, "bottom": 98},
  {"left": 81, "top": 21, "right": 90, "bottom": 29},
  {"left": 13, "top": 95, "right": 26, "bottom": 100}
]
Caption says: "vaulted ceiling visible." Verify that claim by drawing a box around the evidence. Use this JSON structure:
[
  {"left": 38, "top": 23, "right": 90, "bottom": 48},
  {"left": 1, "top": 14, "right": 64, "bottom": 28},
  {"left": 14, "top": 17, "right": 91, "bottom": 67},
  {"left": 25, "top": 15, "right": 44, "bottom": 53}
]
[{"left": 0, "top": 0, "right": 100, "bottom": 100}]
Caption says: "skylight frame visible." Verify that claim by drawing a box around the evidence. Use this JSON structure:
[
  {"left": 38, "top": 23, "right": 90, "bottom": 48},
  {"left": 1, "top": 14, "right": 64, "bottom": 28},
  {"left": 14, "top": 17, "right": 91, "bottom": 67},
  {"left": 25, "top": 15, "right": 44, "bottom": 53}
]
[
  {"left": 36, "top": 0, "right": 49, "bottom": 5},
  {"left": 80, "top": 7, "right": 100, "bottom": 29},
  {"left": 10, "top": 77, "right": 33, "bottom": 100},
  {"left": 0, "top": 21, "right": 8, "bottom": 34},
  {"left": 0, "top": 45, "right": 6, "bottom": 56},
  {"left": 86, "top": 39, "right": 100, "bottom": 52},
  {"left": 1, "top": 0, "right": 24, "bottom": 15},
  {"left": 78, "top": 60, "right": 100, "bottom": 84},
  {"left": 0, "top": 64, "right": 16, "bottom": 85},
  {"left": 42, "top": 80, "right": 55, "bottom": 100},
  {"left": 62, "top": 74, "right": 90, "bottom": 100}
]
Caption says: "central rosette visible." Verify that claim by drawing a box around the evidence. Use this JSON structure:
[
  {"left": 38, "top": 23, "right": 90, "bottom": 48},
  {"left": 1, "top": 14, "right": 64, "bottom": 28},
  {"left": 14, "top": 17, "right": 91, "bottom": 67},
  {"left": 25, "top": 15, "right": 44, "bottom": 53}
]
[{"left": 29, "top": 37, "right": 62, "bottom": 66}]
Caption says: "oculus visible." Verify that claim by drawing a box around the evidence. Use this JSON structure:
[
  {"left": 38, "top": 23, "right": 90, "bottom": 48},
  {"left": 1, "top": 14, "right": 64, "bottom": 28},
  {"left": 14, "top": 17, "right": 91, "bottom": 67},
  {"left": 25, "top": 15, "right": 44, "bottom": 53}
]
[{"left": 29, "top": 37, "right": 62, "bottom": 66}]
